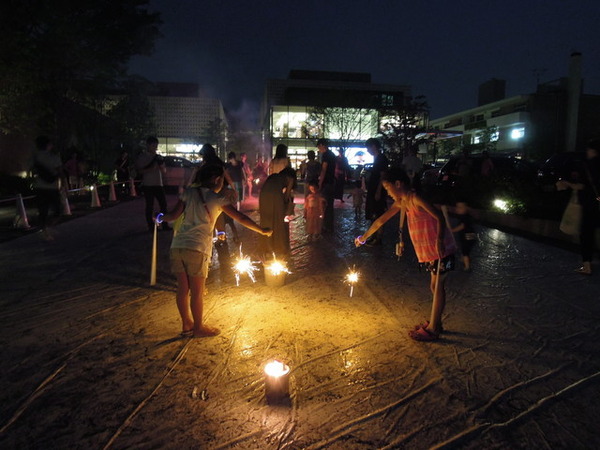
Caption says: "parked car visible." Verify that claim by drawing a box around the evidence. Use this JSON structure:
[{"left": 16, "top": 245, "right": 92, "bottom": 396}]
[
  {"left": 162, "top": 156, "right": 196, "bottom": 189},
  {"left": 420, "top": 162, "right": 444, "bottom": 187},
  {"left": 437, "top": 153, "right": 537, "bottom": 188},
  {"left": 537, "top": 152, "right": 586, "bottom": 188}
]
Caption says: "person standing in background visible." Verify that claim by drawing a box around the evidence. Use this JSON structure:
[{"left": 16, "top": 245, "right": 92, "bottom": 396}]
[
  {"left": 240, "top": 152, "right": 253, "bottom": 200},
  {"left": 136, "top": 136, "right": 170, "bottom": 232},
  {"left": 225, "top": 151, "right": 245, "bottom": 209},
  {"left": 317, "top": 138, "right": 336, "bottom": 233},
  {"left": 364, "top": 138, "right": 389, "bottom": 246},
  {"left": 31, "top": 136, "right": 62, "bottom": 240}
]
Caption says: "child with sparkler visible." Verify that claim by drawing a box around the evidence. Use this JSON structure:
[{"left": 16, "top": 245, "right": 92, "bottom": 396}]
[
  {"left": 157, "top": 164, "right": 272, "bottom": 338},
  {"left": 304, "top": 181, "right": 327, "bottom": 240},
  {"left": 355, "top": 168, "right": 456, "bottom": 342}
]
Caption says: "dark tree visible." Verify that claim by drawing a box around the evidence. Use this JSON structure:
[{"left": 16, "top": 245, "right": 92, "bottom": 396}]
[
  {"left": 377, "top": 95, "right": 430, "bottom": 166},
  {"left": 105, "top": 76, "right": 157, "bottom": 150},
  {"left": 0, "top": 0, "right": 162, "bottom": 136}
]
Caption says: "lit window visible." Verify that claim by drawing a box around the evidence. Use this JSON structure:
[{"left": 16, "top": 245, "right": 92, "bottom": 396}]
[
  {"left": 491, "top": 131, "right": 499, "bottom": 142},
  {"left": 473, "top": 135, "right": 481, "bottom": 144},
  {"left": 511, "top": 127, "right": 525, "bottom": 140}
]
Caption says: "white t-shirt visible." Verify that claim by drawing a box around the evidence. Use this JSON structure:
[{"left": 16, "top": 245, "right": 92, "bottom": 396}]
[
  {"left": 170, "top": 187, "right": 231, "bottom": 255},
  {"left": 33, "top": 150, "right": 62, "bottom": 190},
  {"left": 136, "top": 152, "right": 163, "bottom": 186}
]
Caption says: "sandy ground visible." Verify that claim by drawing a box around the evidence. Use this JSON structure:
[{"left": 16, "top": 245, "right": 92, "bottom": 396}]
[{"left": 1, "top": 193, "right": 600, "bottom": 449}]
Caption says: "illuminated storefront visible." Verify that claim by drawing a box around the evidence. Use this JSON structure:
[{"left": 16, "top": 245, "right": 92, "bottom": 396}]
[{"left": 269, "top": 105, "right": 381, "bottom": 168}]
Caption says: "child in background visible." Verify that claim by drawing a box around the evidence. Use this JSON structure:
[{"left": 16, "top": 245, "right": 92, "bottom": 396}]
[
  {"left": 304, "top": 181, "right": 327, "bottom": 240},
  {"left": 157, "top": 164, "right": 272, "bottom": 338},
  {"left": 347, "top": 180, "right": 365, "bottom": 219},
  {"left": 451, "top": 201, "right": 477, "bottom": 272}
]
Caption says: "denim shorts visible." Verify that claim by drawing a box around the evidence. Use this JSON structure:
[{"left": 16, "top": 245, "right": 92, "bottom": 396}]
[{"left": 170, "top": 248, "right": 210, "bottom": 278}]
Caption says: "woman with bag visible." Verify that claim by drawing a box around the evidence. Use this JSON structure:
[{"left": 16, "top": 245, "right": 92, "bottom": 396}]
[{"left": 557, "top": 138, "right": 600, "bottom": 275}]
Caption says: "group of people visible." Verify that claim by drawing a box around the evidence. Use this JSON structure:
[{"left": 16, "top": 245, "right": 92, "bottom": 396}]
[
  {"left": 153, "top": 135, "right": 462, "bottom": 342},
  {"left": 33, "top": 133, "right": 598, "bottom": 343}
]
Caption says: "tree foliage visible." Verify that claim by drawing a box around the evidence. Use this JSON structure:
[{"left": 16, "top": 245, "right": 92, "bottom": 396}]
[
  {"left": 202, "top": 117, "right": 227, "bottom": 158},
  {"left": 377, "top": 95, "right": 429, "bottom": 166},
  {"left": 105, "top": 76, "right": 157, "bottom": 150},
  {"left": 304, "top": 107, "right": 378, "bottom": 151},
  {"left": 0, "top": 0, "right": 162, "bottom": 136}
]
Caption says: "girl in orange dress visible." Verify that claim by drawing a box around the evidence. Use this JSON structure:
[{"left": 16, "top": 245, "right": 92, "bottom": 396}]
[{"left": 304, "top": 182, "right": 327, "bottom": 241}]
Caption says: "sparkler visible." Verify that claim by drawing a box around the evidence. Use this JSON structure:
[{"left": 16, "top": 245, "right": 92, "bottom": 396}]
[
  {"left": 266, "top": 259, "right": 290, "bottom": 276},
  {"left": 345, "top": 267, "right": 360, "bottom": 297},
  {"left": 232, "top": 245, "right": 259, "bottom": 286}
]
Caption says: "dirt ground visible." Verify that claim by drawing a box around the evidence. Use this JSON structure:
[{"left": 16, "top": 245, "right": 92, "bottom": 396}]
[{"left": 1, "top": 193, "right": 599, "bottom": 449}]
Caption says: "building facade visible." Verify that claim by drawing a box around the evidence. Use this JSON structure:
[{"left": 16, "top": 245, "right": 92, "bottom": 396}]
[
  {"left": 147, "top": 83, "right": 227, "bottom": 160},
  {"left": 430, "top": 53, "right": 600, "bottom": 162},
  {"left": 261, "top": 70, "right": 412, "bottom": 168},
  {"left": 105, "top": 82, "right": 228, "bottom": 161}
]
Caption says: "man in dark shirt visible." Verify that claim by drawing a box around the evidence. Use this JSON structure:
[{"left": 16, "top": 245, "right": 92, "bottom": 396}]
[
  {"left": 364, "top": 138, "right": 389, "bottom": 245},
  {"left": 317, "top": 138, "right": 336, "bottom": 233}
]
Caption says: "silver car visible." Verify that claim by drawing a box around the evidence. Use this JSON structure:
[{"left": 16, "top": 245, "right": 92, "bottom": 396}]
[{"left": 162, "top": 156, "right": 196, "bottom": 188}]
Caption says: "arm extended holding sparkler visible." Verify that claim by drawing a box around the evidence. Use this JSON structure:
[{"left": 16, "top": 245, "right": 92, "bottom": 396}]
[
  {"left": 355, "top": 203, "right": 401, "bottom": 247},
  {"left": 222, "top": 204, "right": 273, "bottom": 236},
  {"left": 155, "top": 200, "right": 185, "bottom": 224}
]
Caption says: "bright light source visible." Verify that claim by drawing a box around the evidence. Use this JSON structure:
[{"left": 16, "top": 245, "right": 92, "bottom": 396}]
[
  {"left": 493, "top": 198, "right": 509, "bottom": 212},
  {"left": 511, "top": 128, "right": 525, "bottom": 140},
  {"left": 264, "top": 360, "right": 289, "bottom": 377},
  {"left": 266, "top": 260, "right": 290, "bottom": 276},
  {"left": 175, "top": 144, "right": 203, "bottom": 153},
  {"left": 232, "top": 250, "right": 259, "bottom": 286}
]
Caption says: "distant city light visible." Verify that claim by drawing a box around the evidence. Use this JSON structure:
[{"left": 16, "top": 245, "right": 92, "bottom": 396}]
[
  {"left": 493, "top": 198, "right": 509, "bottom": 212},
  {"left": 511, "top": 128, "right": 525, "bottom": 140},
  {"left": 175, "top": 144, "right": 203, "bottom": 153}
]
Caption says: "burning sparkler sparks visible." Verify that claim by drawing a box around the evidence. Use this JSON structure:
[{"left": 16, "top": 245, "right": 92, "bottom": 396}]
[
  {"left": 266, "top": 258, "right": 290, "bottom": 276},
  {"left": 232, "top": 246, "right": 259, "bottom": 286},
  {"left": 345, "top": 267, "right": 360, "bottom": 297}
]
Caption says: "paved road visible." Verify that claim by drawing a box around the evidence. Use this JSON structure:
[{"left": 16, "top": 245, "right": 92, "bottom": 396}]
[{"left": 1, "top": 194, "right": 599, "bottom": 449}]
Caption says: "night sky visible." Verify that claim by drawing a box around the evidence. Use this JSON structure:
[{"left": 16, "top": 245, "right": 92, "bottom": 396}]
[{"left": 128, "top": 0, "right": 600, "bottom": 126}]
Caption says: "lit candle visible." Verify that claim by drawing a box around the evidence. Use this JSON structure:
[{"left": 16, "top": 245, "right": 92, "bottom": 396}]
[{"left": 264, "top": 360, "right": 290, "bottom": 403}]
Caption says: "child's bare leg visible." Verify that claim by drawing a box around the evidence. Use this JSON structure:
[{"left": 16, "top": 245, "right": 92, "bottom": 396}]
[
  {"left": 463, "top": 255, "right": 471, "bottom": 271},
  {"left": 427, "top": 272, "right": 447, "bottom": 334},
  {"left": 176, "top": 272, "right": 194, "bottom": 333},
  {"left": 189, "top": 275, "right": 220, "bottom": 337}
]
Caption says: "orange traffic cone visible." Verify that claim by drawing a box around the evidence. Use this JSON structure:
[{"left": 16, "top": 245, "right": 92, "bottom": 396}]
[
  {"left": 90, "top": 184, "right": 101, "bottom": 208},
  {"left": 14, "top": 194, "right": 31, "bottom": 229},
  {"left": 60, "top": 189, "right": 72, "bottom": 215},
  {"left": 109, "top": 180, "right": 117, "bottom": 202},
  {"left": 129, "top": 178, "right": 137, "bottom": 197}
]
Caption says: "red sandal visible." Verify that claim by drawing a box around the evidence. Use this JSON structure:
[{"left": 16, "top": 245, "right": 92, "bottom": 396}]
[{"left": 408, "top": 327, "right": 439, "bottom": 342}]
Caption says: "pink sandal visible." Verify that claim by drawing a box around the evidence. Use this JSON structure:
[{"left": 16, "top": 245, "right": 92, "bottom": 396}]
[
  {"left": 409, "top": 327, "right": 439, "bottom": 342},
  {"left": 414, "top": 320, "right": 443, "bottom": 333}
]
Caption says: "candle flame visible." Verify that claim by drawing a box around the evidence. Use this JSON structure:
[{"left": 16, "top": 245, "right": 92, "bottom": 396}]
[{"left": 264, "top": 360, "right": 290, "bottom": 377}]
